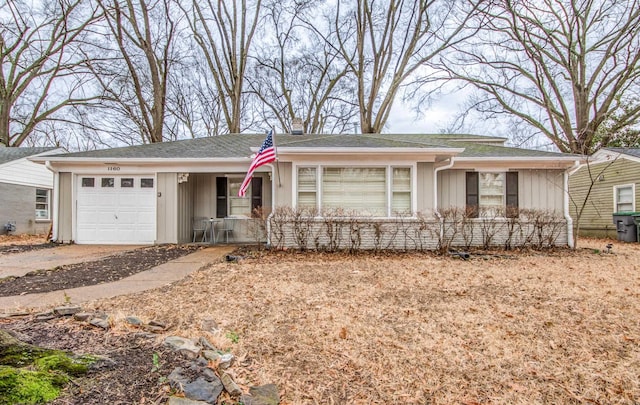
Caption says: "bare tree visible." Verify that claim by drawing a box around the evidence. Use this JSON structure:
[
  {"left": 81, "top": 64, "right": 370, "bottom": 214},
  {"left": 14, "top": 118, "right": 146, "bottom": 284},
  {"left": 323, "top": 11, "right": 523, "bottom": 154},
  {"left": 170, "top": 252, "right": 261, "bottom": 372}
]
[
  {"left": 443, "top": 0, "right": 640, "bottom": 155},
  {"left": 180, "top": 0, "right": 262, "bottom": 134},
  {"left": 247, "top": 1, "right": 358, "bottom": 134},
  {"left": 311, "top": 0, "right": 481, "bottom": 134},
  {"left": 0, "top": 0, "right": 100, "bottom": 147},
  {"left": 90, "top": 0, "right": 177, "bottom": 144},
  {"left": 165, "top": 58, "right": 225, "bottom": 138}
]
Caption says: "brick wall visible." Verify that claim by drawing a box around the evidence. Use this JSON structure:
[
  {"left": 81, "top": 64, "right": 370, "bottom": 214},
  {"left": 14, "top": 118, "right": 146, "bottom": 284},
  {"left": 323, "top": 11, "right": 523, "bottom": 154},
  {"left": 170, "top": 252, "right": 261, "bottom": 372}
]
[{"left": 0, "top": 183, "right": 51, "bottom": 235}]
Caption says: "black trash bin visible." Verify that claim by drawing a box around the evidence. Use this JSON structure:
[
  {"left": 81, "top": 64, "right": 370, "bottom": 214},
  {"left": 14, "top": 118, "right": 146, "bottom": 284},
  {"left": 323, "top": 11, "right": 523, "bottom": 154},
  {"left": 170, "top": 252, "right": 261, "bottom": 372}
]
[
  {"left": 612, "top": 212, "right": 638, "bottom": 242},
  {"left": 633, "top": 214, "right": 640, "bottom": 243}
]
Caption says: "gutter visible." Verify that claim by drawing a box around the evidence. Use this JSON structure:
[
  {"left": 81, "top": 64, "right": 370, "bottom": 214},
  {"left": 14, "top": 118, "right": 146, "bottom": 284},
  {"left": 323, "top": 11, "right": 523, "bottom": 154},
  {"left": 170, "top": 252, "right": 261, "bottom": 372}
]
[
  {"left": 433, "top": 157, "right": 455, "bottom": 212},
  {"left": 45, "top": 161, "right": 59, "bottom": 242},
  {"left": 564, "top": 160, "right": 582, "bottom": 248}
]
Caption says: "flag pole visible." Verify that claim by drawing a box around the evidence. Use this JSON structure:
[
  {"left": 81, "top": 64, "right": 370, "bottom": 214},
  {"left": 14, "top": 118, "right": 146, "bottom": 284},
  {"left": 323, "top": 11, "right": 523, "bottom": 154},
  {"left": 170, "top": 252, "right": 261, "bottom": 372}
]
[{"left": 272, "top": 126, "right": 282, "bottom": 188}]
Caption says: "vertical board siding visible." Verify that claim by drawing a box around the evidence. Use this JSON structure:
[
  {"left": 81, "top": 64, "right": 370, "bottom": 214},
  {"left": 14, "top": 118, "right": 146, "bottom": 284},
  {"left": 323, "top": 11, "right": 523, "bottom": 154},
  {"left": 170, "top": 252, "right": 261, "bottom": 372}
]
[
  {"left": 177, "top": 180, "right": 193, "bottom": 243},
  {"left": 58, "top": 173, "right": 73, "bottom": 243},
  {"left": 156, "top": 173, "right": 178, "bottom": 243},
  {"left": 439, "top": 169, "right": 565, "bottom": 213},
  {"left": 274, "top": 162, "right": 292, "bottom": 207},
  {"left": 520, "top": 169, "right": 564, "bottom": 212},
  {"left": 417, "top": 162, "right": 434, "bottom": 212}
]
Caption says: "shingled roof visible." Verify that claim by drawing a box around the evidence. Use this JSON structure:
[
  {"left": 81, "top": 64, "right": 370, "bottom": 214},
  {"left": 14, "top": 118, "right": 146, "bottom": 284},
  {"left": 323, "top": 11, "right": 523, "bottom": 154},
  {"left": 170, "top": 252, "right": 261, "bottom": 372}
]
[
  {"left": 41, "top": 133, "right": 574, "bottom": 160},
  {"left": 0, "top": 147, "right": 58, "bottom": 165},
  {"left": 605, "top": 147, "right": 640, "bottom": 159}
]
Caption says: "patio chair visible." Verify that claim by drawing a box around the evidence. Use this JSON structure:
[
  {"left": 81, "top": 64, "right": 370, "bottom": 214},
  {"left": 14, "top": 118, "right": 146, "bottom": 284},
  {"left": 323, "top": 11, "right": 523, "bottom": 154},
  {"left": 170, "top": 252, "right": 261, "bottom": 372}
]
[
  {"left": 192, "top": 217, "right": 208, "bottom": 243},
  {"left": 217, "top": 217, "right": 236, "bottom": 243}
]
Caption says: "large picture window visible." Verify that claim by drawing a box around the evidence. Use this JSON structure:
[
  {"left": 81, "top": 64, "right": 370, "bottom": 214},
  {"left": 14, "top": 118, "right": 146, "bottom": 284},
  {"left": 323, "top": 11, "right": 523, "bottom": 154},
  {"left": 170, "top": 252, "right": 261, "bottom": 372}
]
[
  {"left": 614, "top": 184, "right": 635, "bottom": 212},
  {"left": 35, "top": 188, "right": 50, "bottom": 220},
  {"left": 296, "top": 166, "right": 412, "bottom": 216}
]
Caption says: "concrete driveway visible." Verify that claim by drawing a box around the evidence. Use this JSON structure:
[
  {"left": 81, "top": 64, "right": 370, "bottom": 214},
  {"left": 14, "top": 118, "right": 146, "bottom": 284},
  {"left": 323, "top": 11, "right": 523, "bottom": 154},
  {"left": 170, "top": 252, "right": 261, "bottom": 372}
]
[{"left": 0, "top": 245, "right": 143, "bottom": 278}]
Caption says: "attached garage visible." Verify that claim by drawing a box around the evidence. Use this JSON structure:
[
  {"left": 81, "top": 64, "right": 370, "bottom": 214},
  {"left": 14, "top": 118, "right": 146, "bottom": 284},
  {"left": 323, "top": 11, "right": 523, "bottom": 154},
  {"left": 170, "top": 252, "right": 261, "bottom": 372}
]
[{"left": 75, "top": 174, "right": 156, "bottom": 244}]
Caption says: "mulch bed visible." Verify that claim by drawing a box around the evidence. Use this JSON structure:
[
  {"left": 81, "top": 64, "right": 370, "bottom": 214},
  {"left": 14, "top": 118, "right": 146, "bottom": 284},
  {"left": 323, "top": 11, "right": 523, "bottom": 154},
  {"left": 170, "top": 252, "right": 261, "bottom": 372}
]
[
  {"left": 0, "top": 245, "right": 200, "bottom": 297},
  {"left": 0, "top": 243, "right": 57, "bottom": 255},
  {"left": 1, "top": 316, "right": 184, "bottom": 404}
]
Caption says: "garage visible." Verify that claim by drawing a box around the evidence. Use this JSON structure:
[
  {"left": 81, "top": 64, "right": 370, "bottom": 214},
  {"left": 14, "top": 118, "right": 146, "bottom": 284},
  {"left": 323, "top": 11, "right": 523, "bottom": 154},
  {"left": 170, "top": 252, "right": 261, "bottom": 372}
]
[{"left": 75, "top": 175, "right": 156, "bottom": 244}]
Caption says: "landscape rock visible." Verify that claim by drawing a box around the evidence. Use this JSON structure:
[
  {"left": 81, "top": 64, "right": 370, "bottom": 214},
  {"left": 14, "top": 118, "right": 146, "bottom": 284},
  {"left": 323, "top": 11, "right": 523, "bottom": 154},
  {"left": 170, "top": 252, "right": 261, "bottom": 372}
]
[
  {"left": 142, "top": 324, "right": 165, "bottom": 333},
  {"left": 202, "top": 350, "right": 220, "bottom": 362},
  {"left": 34, "top": 311, "right": 56, "bottom": 322},
  {"left": 218, "top": 353, "right": 234, "bottom": 369},
  {"left": 221, "top": 372, "right": 242, "bottom": 396},
  {"left": 168, "top": 367, "right": 190, "bottom": 390},
  {"left": 125, "top": 316, "right": 143, "bottom": 325},
  {"left": 199, "top": 336, "right": 218, "bottom": 351},
  {"left": 165, "top": 336, "right": 201, "bottom": 358},
  {"left": 89, "top": 318, "right": 110, "bottom": 329},
  {"left": 148, "top": 319, "right": 167, "bottom": 328},
  {"left": 183, "top": 376, "right": 224, "bottom": 403},
  {"left": 87, "top": 355, "right": 117, "bottom": 371},
  {"left": 53, "top": 305, "right": 82, "bottom": 316},
  {"left": 167, "top": 397, "right": 210, "bottom": 405},
  {"left": 241, "top": 384, "right": 280, "bottom": 405},
  {"left": 202, "top": 368, "right": 217, "bottom": 382},
  {"left": 73, "top": 312, "right": 93, "bottom": 322},
  {"left": 201, "top": 351, "right": 233, "bottom": 369}
]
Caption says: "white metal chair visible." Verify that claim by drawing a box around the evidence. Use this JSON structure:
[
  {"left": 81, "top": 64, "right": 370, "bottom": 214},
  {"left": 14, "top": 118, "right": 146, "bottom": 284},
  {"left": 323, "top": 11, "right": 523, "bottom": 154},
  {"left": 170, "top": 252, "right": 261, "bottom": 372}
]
[{"left": 192, "top": 217, "right": 208, "bottom": 242}]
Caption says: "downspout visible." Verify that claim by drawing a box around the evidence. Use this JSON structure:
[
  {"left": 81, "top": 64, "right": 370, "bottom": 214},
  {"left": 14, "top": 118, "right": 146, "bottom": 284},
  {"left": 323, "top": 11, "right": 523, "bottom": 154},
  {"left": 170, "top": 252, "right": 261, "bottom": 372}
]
[
  {"left": 433, "top": 157, "right": 455, "bottom": 241},
  {"left": 564, "top": 160, "right": 582, "bottom": 248},
  {"left": 45, "top": 161, "right": 59, "bottom": 242}
]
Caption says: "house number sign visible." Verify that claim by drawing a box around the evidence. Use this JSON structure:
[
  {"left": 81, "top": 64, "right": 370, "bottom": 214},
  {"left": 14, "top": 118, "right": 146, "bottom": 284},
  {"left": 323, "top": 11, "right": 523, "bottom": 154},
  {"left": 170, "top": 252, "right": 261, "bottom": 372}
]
[{"left": 107, "top": 166, "right": 121, "bottom": 171}]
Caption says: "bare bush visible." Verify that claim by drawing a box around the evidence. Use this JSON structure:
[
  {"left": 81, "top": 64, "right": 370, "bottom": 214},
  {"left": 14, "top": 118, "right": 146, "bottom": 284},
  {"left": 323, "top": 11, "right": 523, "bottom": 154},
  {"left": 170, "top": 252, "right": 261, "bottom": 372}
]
[
  {"left": 478, "top": 208, "right": 504, "bottom": 250},
  {"left": 503, "top": 206, "right": 523, "bottom": 250},
  {"left": 291, "top": 207, "right": 318, "bottom": 251},
  {"left": 247, "top": 207, "right": 267, "bottom": 247},
  {"left": 268, "top": 206, "right": 292, "bottom": 250}
]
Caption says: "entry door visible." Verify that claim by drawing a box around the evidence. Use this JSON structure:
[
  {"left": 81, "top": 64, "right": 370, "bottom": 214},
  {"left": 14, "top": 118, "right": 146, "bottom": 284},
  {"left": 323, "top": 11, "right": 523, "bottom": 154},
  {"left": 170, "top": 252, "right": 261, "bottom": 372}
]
[{"left": 76, "top": 175, "right": 156, "bottom": 244}]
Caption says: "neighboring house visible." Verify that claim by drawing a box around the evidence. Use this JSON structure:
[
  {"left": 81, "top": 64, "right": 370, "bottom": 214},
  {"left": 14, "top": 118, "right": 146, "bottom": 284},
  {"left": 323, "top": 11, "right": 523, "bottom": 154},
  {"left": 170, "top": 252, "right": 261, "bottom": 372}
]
[
  {"left": 0, "top": 147, "right": 64, "bottom": 235},
  {"left": 32, "top": 134, "right": 581, "bottom": 248},
  {"left": 569, "top": 148, "right": 640, "bottom": 238}
]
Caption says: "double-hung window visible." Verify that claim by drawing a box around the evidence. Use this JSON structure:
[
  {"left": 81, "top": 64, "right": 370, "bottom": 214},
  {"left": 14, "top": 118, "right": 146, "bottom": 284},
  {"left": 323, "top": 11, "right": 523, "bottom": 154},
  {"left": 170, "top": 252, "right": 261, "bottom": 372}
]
[
  {"left": 614, "top": 184, "right": 635, "bottom": 212},
  {"left": 35, "top": 188, "right": 50, "bottom": 220},
  {"left": 466, "top": 171, "right": 518, "bottom": 217},
  {"left": 296, "top": 166, "right": 412, "bottom": 216}
]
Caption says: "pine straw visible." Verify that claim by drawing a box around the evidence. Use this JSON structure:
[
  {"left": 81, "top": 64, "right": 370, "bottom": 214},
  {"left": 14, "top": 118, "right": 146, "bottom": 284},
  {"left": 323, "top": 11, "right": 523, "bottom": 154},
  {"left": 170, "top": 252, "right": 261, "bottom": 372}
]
[{"left": 89, "top": 239, "right": 640, "bottom": 404}]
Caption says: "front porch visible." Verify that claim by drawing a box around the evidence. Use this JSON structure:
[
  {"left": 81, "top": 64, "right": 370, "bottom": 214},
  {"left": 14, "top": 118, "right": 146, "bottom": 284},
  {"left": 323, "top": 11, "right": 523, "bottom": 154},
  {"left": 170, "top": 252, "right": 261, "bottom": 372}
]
[{"left": 166, "top": 172, "right": 272, "bottom": 244}]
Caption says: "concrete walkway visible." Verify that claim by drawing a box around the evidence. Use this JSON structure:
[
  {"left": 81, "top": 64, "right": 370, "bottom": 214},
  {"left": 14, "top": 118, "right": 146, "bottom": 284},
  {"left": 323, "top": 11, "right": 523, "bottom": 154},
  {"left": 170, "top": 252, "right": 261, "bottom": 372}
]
[{"left": 0, "top": 245, "right": 235, "bottom": 312}]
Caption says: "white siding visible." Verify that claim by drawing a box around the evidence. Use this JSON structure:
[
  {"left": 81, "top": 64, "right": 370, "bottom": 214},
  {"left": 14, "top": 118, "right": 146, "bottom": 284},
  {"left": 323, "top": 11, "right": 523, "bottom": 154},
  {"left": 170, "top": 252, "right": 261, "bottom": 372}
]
[{"left": 0, "top": 149, "right": 63, "bottom": 187}]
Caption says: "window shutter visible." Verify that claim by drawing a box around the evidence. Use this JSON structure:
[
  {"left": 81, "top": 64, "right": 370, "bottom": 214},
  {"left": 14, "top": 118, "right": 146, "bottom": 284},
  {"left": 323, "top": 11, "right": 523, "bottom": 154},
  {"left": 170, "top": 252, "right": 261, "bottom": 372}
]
[
  {"left": 466, "top": 171, "right": 479, "bottom": 218},
  {"left": 505, "top": 171, "right": 519, "bottom": 217},
  {"left": 251, "top": 177, "right": 263, "bottom": 216},
  {"left": 216, "top": 177, "right": 227, "bottom": 218}
]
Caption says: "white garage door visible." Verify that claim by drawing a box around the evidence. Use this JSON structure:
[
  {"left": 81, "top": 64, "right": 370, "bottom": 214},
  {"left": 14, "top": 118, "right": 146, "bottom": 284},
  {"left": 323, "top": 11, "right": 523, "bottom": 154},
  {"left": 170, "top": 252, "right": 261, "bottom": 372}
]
[{"left": 76, "top": 175, "right": 156, "bottom": 244}]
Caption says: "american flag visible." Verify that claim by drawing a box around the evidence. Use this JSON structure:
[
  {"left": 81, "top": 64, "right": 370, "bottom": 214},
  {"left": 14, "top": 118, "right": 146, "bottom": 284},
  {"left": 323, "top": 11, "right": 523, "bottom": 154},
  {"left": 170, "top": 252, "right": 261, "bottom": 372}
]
[{"left": 238, "top": 130, "right": 276, "bottom": 197}]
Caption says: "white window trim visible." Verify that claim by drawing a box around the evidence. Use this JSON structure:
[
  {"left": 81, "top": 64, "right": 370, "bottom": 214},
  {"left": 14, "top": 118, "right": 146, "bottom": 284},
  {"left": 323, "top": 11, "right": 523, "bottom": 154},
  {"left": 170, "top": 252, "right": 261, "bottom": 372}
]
[
  {"left": 613, "top": 183, "right": 636, "bottom": 212},
  {"left": 293, "top": 163, "right": 416, "bottom": 217},
  {"left": 35, "top": 188, "right": 51, "bottom": 221}
]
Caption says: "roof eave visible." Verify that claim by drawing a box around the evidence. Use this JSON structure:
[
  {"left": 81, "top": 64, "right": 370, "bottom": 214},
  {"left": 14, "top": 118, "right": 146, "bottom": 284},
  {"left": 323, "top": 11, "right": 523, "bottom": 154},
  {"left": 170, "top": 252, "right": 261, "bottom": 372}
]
[{"left": 274, "top": 147, "right": 466, "bottom": 154}]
